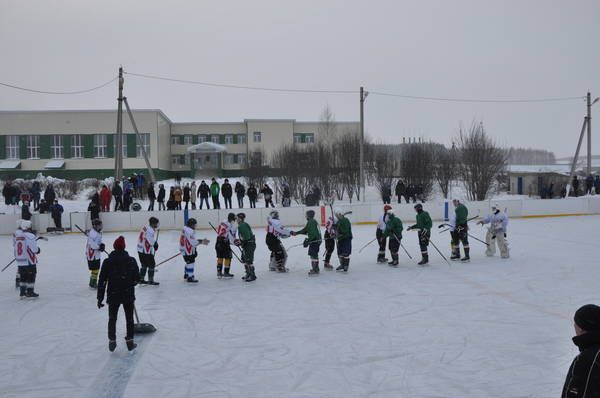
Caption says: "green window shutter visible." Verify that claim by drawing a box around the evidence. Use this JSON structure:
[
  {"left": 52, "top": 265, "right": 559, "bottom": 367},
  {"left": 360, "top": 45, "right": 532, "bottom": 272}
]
[
  {"left": 19, "top": 136, "right": 27, "bottom": 159},
  {"left": 219, "top": 135, "right": 225, "bottom": 144},
  {"left": 40, "top": 135, "right": 52, "bottom": 159},
  {"left": 233, "top": 135, "right": 238, "bottom": 144},
  {"left": 178, "top": 135, "right": 184, "bottom": 145},
  {"left": 0, "top": 135, "right": 5, "bottom": 159},
  {"left": 127, "top": 134, "right": 137, "bottom": 158},
  {"left": 193, "top": 135, "right": 198, "bottom": 145},
  {"left": 63, "top": 134, "right": 71, "bottom": 158},
  {"left": 301, "top": 134, "right": 306, "bottom": 143},
  {"left": 106, "top": 134, "right": 114, "bottom": 158},
  {"left": 84, "top": 135, "right": 95, "bottom": 158}
]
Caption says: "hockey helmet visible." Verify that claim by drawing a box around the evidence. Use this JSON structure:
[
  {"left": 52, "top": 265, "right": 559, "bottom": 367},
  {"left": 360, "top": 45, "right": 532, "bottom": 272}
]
[
  {"left": 414, "top": 203, "right": 423, "bottom": 211},
  {"left": 236, "top": 212, "right": 246, "bottom": 220},
  {"left": 227, "top": 212, "right": 236, "bottom": 222},
  {"left": 306, "top": 210, "right": 315, "bottom": 219},
  {"left": 20, "top": 220, "right": 32, "bottom": 230},
  {"left": 269, "top": 210, "right": 279, "bottom": 219},
  {"left": 92, "top": 218, "right": 103, "bottom": 230},
  {"left": 16, "top": 219, "right": 23, "bottom": 229},
  {"left": 334, "top": 207, "right": 344, "bottom": 217},
  {"left": 187, "top": 218, "right": 197, "bottom": 228},
  {"left": 149, "top": 217, "right": 159, "bottom": 228}
]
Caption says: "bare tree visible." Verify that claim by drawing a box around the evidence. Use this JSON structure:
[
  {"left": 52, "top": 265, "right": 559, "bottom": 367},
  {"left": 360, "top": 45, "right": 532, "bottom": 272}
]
[
  {"left": 244, "top": 150, "right": 267, "bottom": 189},
  {"left": 317, "top": 105, "right": 338, "bottom": 146},
  {"left": 433, "top": 144, "right": 458, "bottom": 199},
  {"left": 456, "top": 121, "right": 507, "bottom": 201},
  {"left": 334, "top": 129, "right": 363, "bottom": 202},
  {"left": 368, "top": 143, "right": 400, "bottom": 202},
  {"left": 399, "top": 141, "right": 435, "bottom": 201}
]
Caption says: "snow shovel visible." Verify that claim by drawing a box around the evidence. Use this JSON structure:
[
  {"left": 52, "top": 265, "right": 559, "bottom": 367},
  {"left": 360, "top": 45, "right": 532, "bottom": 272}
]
[{"left": 133, "top": 304, "right": 157, "bottom": 334}]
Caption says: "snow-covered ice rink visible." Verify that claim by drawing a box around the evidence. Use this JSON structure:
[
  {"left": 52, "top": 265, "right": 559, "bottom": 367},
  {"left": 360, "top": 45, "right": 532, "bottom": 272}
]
[{"left": 1, "top": 215, "right": 597, "bottom": 398}]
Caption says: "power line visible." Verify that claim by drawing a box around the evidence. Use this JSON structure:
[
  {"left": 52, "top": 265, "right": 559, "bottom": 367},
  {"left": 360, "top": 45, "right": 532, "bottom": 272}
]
[
  {"left": 0, "top": 77, "right": 117, "bottom": 95},
  {"left": 124, "top": 71, "right": 357, "bottom": 94},
  {"left": 368, "top": 90, "right": 585, "bottom": 103}
]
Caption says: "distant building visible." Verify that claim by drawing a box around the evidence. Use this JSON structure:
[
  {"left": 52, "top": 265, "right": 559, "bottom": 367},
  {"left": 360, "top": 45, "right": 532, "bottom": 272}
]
[
  {"left": 507, "top": 165, "right": 572, "bottom": 197},
  {"left": 0, "top": 110, "right": 358, "bottom": 179}
]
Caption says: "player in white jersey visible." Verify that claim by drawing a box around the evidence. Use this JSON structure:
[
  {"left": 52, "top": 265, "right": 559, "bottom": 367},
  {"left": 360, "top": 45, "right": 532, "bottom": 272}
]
[
  {"left": 14, "top": 220, "right": 40, "bottom": 298},
  {"left": 86, "top": 219, "right": 105, "bottom": 288},
  {"left": 13, "top": 220, "right": 23, "bottom": 288},
  {"left": 323, "top": 215, "right": 337, "bottom": 270},
  {"left": 137, "top": 217, "right": 160, "bottom": 285},
  {"left": 179, "top": 218, "right": 210, "bottom": 282},
  {"left": 477, "top": 204, "right": 510, "bottom": 258},
  {"left": 376, "top": 204, "right": 392, "bottom": 263},
  {"left": 215, "top": 213, "right": 237, "bottom": 279},
  {"left": 265, "top": 210, "right": 292, "bottom": 272}
]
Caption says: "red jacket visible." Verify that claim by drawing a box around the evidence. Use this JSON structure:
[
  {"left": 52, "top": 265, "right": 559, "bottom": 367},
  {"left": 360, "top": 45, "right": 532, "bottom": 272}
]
[{"left": 100, "top": 188, "right": 112, "bottom": 207}]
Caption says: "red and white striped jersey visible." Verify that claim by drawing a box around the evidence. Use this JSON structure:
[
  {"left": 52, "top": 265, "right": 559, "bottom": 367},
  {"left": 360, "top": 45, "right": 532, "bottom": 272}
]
[
  {"left": 179, "top": 226, "right": 200, "bottom": 256},
  {"left": 14, "top": 229, "right": 38, "bottom": 266},
  {"left": 217, "top": 220, "right": 237, "bottom": 245},
  {"left": 86, "top": 229, "right": 103, "bottom": 261},
  {"left": 137, "top": 225, "right": 157, "bottom": 255},
  {"left": 325, "top": 217, "right": 337, "bottom": 236},
  {"left": 266, "top": 217, "right": 291, "bottom": 238}
]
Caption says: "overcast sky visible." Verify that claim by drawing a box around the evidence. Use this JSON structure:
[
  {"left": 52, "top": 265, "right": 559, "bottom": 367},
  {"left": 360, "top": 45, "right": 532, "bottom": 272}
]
[{"left": 1, "top": 0, "right": 599, "bottom": 157}]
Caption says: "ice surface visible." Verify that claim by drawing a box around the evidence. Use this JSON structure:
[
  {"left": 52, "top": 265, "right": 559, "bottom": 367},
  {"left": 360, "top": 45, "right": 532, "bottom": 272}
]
[{"left": 0, "top": 216, "right": 596, "bottom": 397}]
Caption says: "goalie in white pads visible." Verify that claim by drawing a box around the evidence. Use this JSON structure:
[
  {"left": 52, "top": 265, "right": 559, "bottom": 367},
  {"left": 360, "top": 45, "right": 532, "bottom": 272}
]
[
  {"left": 477, "top": 204, "right": 509, "bottom": 258},
  {"left": 14, "top": 220, "right": 40, "bottom": 298},
  {"left": 86, "top": 219, "right": 105, "bottom": 288},
  {"left": 266, "top": 210, "right": 292, "bottom": 272},
  {"left": 137, "top": 217, "right": 160, "bottom": 285},
  {"left": 179, "top": 218, "right": 210, "bottom": 282}
]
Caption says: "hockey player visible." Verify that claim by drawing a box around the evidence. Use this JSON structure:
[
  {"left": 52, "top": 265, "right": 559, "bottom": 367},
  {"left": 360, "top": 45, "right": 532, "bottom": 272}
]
[
  {"left": 215, "top": 213, "right": 237, "bottom": 279},
  {"left": 376, "top": 204, "right": 392, "bottom": 263},
  {"left": 137, "top": 217, "right": 160, "bottom": 285},
  {"left": 86, "top": 219, "right": 105, "bottom": 288},
  {"left": 266, "top": 209, "right": 292, "bottom": 272},
  {"left": 383, "top": 209, "right": 403, "bottom": 266},
  {"left": 13, "top": 220, "right": 22, "bottom": 288},
  {"left": 334, "top": 208, "right": 353, "bottom": 272},
  {"left": 179, "top": 218, "right": 210, "bottom": 283},
  {"left": 14, "top": 220, "right": 40, "bottom": 298},
  {"left": 235, "top": 213, "right": 256, "bottom": 282},
  {"left": 452, "top": 199, "right": 470, "bottom": 261},
  {"left": 322, "top": 213, "right": 336, "bottom": 270},
  {"left": 292, "top": 210, "right": 322, "bottom": 275},
  {"left": 407, "top": 204, "right": 432, "bottom": 265},
  {"left": 477, "top": 204, "right": 509, "bottom": 258}
]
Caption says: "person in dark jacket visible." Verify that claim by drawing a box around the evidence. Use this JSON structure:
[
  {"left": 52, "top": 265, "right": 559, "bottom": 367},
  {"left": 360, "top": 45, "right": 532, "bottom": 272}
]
[
  {"left": 572, "top": 177, "right": 580, "bottom": 197},
  {"left": 281, "top": 182, "right": 291, "bottom": 207},
  {"left": 562, "top": 304, "right": 600, "bottom": 398},
  {"left": 44, "top": 184, "right": 56, "bottom": 205},
  {"left": 123, "top": 186, "right": 132, "bottom": 212},
  {"left": 97, "top": 236, "right": 140, "bottom": 352},
  {"left": 166, "top": 187, "right": 176, "bottom": 210},
  {"left": 21, "top": 201, "right": 32, "bottom": 221},
  {"left": 183, "top": 183, "right": 191, "bottom": 209},
  {"left": 112, "top": 181, "right": 123, "bottom": 211},
  {"left": 88, "top": 193, "right": 100, "bottom": 222},
  {"left": 50, "top": 200, "right": 64, "bottom": 229},
  {"left": 585, "top": 175, "right": 594, "bottom": 195},
  {"left": 2, "top": 182, "right": 11, "bottom": 206},
  {"left": 31, "top": 181, "right": 41, "bottom": 211},
  {"left": 247, "top": 183, "right": 258, "bottom": 208},
  {"left": 147, "top": 182, "right": 156, "bottom": 211},
  {"left": 261, "top": 184, "right": 274, "bottom": 208},
  {"left": 221, "top": 179, "right": 233, "bottom": 209},
  {"left": 595, "top": 175, "right": 600, "bottom": 195},
  {"left": 197, "top": 180, "right": 210, "bottom": 209},
  {"left": 157, "top": 184, "right": 166, "bottom": 211},
  {"left": 395, "top": 180, "right": 406, "bottom": 204},
  {"left": 381, "top": 184, "right": 392, "bottom": 204},
  {"left": 210, "top": 178, "right": 220, "bottom": 209},
  {"left": 235, "top": 181, "right": 245, "bottom": 208},
  {"left": 38, "top": 199, "right": 49, "bottom": 214}
]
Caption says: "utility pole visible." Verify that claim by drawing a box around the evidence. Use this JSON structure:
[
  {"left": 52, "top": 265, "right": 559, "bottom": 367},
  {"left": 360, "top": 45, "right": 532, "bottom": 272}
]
[
  {"left": 587, "top": 91, "right": 592, "bottom": 176},
  {"left": 359, "top": 86, "right": 367, "bottom": 201},
  {"left": 114, "top": 66, "right": 124, "bottom": 181}
]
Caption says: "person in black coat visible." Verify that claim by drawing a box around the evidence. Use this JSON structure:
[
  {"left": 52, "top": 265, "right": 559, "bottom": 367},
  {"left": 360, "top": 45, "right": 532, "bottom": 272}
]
[
  {"left": 247, "top": 184, "right": 258, "bottom": 208},
  {"left": 43, "top": 184, "right": 56, "bottom": 205},
  {"left": 395, "top": 180, "right": 406, "bottom": 204},
  {"left": 235, "top": 181, "right": 245, "bottom": 208},
  {"left": 221, "top": 179, "right": 233, "bottom": 209},
  {"left": 261, "top": 184, "right": 274, "bottom": 208},
  {"left": 21, "top": 201, "right": 32, "bottom": 220},
  {"left": 31, "top": 181, "right": 41, "bottom": 211},
  {"left": 38, "top": 199, "right": 49, "bottom": 214},
  {"left": 147, "top": 182, "right": 156, "bottom": 211},
  {"left": 112, "top": 181, "right": 123, "bottom": 211},
  {"left": 88, "top": 193, "right": 100, "bottom": 221},
  {"left": 183, "top": 183, "right": 191, "bottom": 209},
  {"left": 157, "top": 183, "right": 165, "bottom": 211},
  {"left": 97, "top": 236, "right": 140, "bottom": 352},
  {"left": 50, "top": 200, "right": 64, "bottom": 229},
  {"left": 562, "top": 304, "right": 600, "bottom": 397},
  {"left": 381, "top": 184, "right": 391, "bottom": 204},
  {"left": 197, "top": 180, "right": 210, "bottom": 209}
]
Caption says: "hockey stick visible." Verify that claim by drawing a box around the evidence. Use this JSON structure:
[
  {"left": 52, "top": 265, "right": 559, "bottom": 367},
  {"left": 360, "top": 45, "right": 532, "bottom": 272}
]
[
  {"left": 155, "top": 252, "right": 181, "bottom": 267},
  {"left": 438, "top": 214, "right": 480, "bottom": 234},
  {"left": 392, "top": 233, "right": 413, "bottom": 260},
  {"left": 428, "top": 237, "right": 451, "bottom": 266},
  {"left": 467, "top": 233, "right": 489, "bottom": 246},
  {"left": 286, "top": 238, "right": 322, "bottom": 251},
  {"left": 208, "top": 222, "right": 243, "bottom": 263},
  {"left": 2, "top": 236, "right": 48, "bottom": 272},
  {"left": 358, "top": 237, "right": 378, "bottom": 253}
]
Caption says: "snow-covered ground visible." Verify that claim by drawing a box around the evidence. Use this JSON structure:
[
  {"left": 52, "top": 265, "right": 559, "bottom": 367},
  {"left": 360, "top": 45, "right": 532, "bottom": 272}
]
[{"left": 0, "top": 216, "right": 597, "bottom": 397}]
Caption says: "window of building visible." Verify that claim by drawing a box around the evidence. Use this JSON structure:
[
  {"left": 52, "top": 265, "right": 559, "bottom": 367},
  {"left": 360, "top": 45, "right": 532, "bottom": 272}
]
[
  {"left": 305, "top": 133, "right": 315, "bottom": 144},
  {"left": 211, "top": 135, "right": 219, "bottom": 144},
  {"left": 113, "top": 134, "right": 127, "bottom": 158},
  {"left": 171, "top": 136, "right": 179, "bottom": 145},
  {"left": 224, "top": 154, "right": 235, "bottom": 165},
  {"left": 238, "top": 153, "right": 247, "bottom": 165},
  {"left": 136, "top": 133, "right": 151, "bottom": 158},
  {"left": 237, "top": 134, "right": 246, "bottom": 144},
  {"left": 253, "top": 131, "right": 262, "bottom": 143},
  {"left": 225, "top": 134, "right": 233, "bottom": 144},
  {"left": 27, "top": 135, "right": 40, "bottom": 159},
  {"left": 293, "top": 134, "right": 302, "bottom": 144},
  {"left": 6, "top": 135, "right": 19, "bottom": 160},
  {"left": 94, "top": 134, "right": 107, "bottom": 158},
  {"left": 71, "top": 135, "right": 83, "bottom": 159},
  {"left": 184, "top": 135, "right": 193, "bottom": 145},
  {"left": 51, "top": 135, "right": 63, "bottom": 159},
  {"left": 197, "top": 135, "right": 206, "bottom": 143}
]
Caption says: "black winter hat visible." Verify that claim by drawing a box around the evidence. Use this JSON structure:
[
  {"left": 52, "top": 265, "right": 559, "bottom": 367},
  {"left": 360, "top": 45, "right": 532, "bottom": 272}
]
[{"left": 574, "top": 304, "right": 600, "bottom": 331}]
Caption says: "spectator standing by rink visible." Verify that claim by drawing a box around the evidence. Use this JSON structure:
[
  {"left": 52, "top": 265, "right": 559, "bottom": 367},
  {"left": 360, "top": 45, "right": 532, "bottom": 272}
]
[
  {"left": 44, "top": 183, "right": 56, "bottom": 206},
  {"left": 2, "top": 181, "right": 13, "bottom": 206},
  {"left": 147, "top": 182, "right": 156, "bottom": 211},
  {"left": 221, "top": 179, "right": 233, "bottom": 209},
  {"left": 261, "top": 183, "right": 274, "bottom": 208},
  {"left": 562, "top": 304, "right": 600, "bottom": 397},
  {"left": 137, "top": 174, "right": 145, "bottom": 199},
  {"left": 235, "top": 181, "right": 245, "bottom": 208},
  {"left": 183, "top": 183, "right": 191, "bottom": 210},
  {"left": 395, "top": 179, "right": 406, "bottom": 204},
  {"left": 88, "top": 193, "right": 100, "bottom": 222},
  {"left": 198, "top": 180, "right": 210, "bottom": 209},
  {"left": 585, "top": 174, "right": 594, "bottom": 195},
  {"left": 31, "top": 181, "right": 41, "bottom": 211},
  {"left": 190, "top": 181, "right": 197, "bottom": 209},
  {"left": 21, "top": 200, "right": 32, "bottom": 221},
  {"left": 174, "top": 185, "right": 182, "bottom": 210},
  {"left": 247, "top": 183, "right": 258, "bottom": 208},
  {"left": 210, "top": 178, "right": 221, "bottom": 209},
  {"left": 50, "top": 200, "right": 64, "bottom": 229},
  {"left": 595, "top": 175, "right": 600, "bottom": 195},
  {"left": 281, "top": 182, "right": 291, "bottom": 207},
  {"left": 157, "top": 184, "right": 166, "bottom": 211},
  {"left": 381, "top": 183, "right": 392, "bottom": 204},
  {"left": 112, "top": 181, "right": 123, "bottom": 211},
  {"left": 100, "top": 185, "right": 111, "bottom": 212}
]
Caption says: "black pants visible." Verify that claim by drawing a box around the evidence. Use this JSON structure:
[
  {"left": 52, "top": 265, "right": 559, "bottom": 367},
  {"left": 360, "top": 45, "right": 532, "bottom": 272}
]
[
  {"left": 249, "top": 198, "right": 256, "bottom": 208},
  {"left": 108, "top": 302, "right": 134, "bottom": 341},
  {"left": 389, "top": 237, "right": 400, "bottom": 254},
  {"left": 454, "top": 224, "right": 469, "bottom": 247},
  {"left": 418, "top": 230, "right": 430, "bottom": 253},
  {"left": 376, "top": 229, "right": 386, "bottom": 253},
  {"left": 53, "top": 216, "right": 62, "bottom": 229},
  {"left": 148, "top": 199, "right": 155, "bottom": 211},
  {"left": 211, "top": 196, "right": 220, "bottom": 209},
  {"left": 199, "top": 197, "right": 210, "bottom": 209},
  {"left": 224, "top": 196, "right": 232, "bottom": 209},
  {"left": 114, "top": 196, "right": 123, "bottom": 211},
  {"left": 324, "top": 235, "right": 335, "bottom": 263},
  {"left": 265, "top": 198, "right": 274, "bottom": 208},
  {"left": 237, "top": 195, "right": 244, "bottom": 208},
  {"left": 158, "top": 200, "right": 165, "bottom": 210}
]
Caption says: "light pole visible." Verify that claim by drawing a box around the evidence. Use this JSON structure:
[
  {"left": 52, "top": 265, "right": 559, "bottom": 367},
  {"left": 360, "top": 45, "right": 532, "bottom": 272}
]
[
  {"left": 587, "top": 92, "right": 599, "bottom": 175},
  {"left": 359, "top": 86, "right": 369, "bottom": 201}
]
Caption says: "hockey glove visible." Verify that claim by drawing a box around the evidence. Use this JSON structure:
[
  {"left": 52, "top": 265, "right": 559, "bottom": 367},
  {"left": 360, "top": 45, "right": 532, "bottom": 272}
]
[
  {"left": 303, "top": 239, "right": 309, "bottom": 248},
  {"left": 154, "top": 242, "right": 159, "bottom": 251},
  {"left": 234, "top": 239, "right": 241, "bottom": 246},
  {"left": 97, "top": 301, "right": 104, "bottom": 309},
  {"left": 99, "top": 243, "right": 106, "bottom": 252}
]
